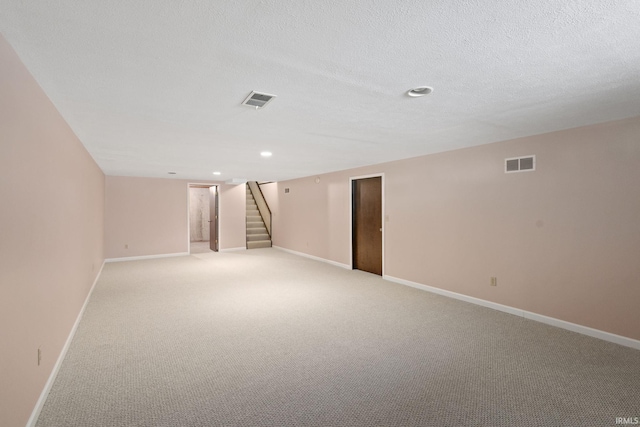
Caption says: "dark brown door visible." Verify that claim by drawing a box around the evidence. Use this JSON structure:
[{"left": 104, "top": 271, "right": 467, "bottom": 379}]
[
  {"left": 209, "top": 186, "right": 218, "bottom": 251},
  {"left": 352, "top": 177, "right": 382, "bottom": 275}
]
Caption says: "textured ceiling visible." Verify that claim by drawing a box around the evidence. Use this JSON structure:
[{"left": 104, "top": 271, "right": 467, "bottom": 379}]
[{"left": 2, "top": 0, "right": 640, "bottom": 182}]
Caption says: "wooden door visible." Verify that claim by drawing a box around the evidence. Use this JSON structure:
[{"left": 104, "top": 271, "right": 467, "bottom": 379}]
[
  {"left": 352, "top": 177, "right": 382, "bottom": 275},
  {"left": 209, "top": 186, "right": 218, "bottom": 251}
]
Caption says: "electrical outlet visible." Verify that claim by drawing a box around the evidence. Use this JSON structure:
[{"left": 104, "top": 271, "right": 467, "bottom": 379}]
[
  {"left": 490, "top": 277, "right": 497, "bottom": 286},
  {"left": 38, "top": 348, "right": 41, "bottom": 366}
]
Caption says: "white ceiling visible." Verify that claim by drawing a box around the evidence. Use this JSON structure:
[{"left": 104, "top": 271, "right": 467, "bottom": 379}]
[{"left": 2, "top": 0, "right": 640, "bottom": 182}]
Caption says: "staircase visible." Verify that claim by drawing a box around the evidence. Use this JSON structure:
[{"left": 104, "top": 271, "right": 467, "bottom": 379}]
[{"left": 246, "top": 185, "right": 272, "bottom": 249}]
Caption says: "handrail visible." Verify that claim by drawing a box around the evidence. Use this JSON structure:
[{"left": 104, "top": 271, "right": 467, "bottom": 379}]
[
  {"left": 248, "top": 181, "right": 271, "bottom": 237},
  {"left": 256, "top": 181, "right": 273, "bottom": 238},
  {"left": 256, "top": 182, "right": 272, "bottom": 240}
]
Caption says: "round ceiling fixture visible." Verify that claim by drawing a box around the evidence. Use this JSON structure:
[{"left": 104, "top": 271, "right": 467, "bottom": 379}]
[
  {"left": 260, "top": 151, "right": 272, "bottom": 157},
  {"left": 213, "top": 171, "right": 221, "bottom": 175},
  {"left": 168, "top": 172, "right": 177, "bottom": 175},
  {"left": 407, "top": 86, "right": 433, "bottom": 97}
]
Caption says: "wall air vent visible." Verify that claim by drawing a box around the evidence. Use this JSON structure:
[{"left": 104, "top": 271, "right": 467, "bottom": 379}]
[
  {"left": 242, "top": 91, "right": 276, "bottom": 109},
  {"left": 505, "top": 155, "right": 536, "bottom": 173}
]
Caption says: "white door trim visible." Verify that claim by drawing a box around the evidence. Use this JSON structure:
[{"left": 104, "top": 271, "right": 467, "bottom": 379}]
[{"left": 187, "top": 183, "right": 219, "bottom": 254}]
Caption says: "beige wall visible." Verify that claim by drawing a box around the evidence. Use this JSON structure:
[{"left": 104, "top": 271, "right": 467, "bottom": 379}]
[
  {"left": 105, "top": 177, "right": 246, "bottom": 258},
  {"left": 219, "top": 183, "right": 247, "bottom": 250},
  {"left": 105, "top": 177, "right": 191, "bottom": 258},
  {"left": 0, "top": 35, "right": 105, "bottom": 427},
  {"left": 267, "top": 116, "right": 640, "bottom": 341},
  {"left": 263, "top": 176, "right": 351, "bottom": 263}
]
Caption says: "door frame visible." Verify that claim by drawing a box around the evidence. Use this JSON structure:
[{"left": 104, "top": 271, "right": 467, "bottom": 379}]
[
  {"left": 187, "top": 183, "right": 220, "bottom": 254},
  {"left": 349, "top": 173, "right": 385, "bottom": 275}
]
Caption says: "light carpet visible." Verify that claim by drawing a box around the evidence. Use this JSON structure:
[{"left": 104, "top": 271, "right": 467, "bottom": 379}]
[
  {"left": 189, "top": 241, "right": 213, "bottom": 254},
  {"left": 36, "top": 248, "right": 640, "bottom": 426}
]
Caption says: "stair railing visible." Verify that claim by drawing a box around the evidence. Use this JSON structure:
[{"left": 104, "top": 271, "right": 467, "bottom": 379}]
[{"left": 247, "top": 181, "right": 271, "bottom": 237}]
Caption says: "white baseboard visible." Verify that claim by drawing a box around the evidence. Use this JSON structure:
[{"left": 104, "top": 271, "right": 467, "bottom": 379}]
[
  {"left": 105, "top": 252, "right": 189, "bottom": 263},
  {"left": 27, "top": 260, "right": 106, "bottom": 427},
  {"left": 219, "top": 247, "right": 247, "bottom": 252},
  {"left": 384, "top": 275, "right": 640, "bottom": 351},
  {"left": 520, "top": 311, "right": 640, "bottom": 350},
  {"left": 273, "top": 246, "right": 351, "bottom": 270}
]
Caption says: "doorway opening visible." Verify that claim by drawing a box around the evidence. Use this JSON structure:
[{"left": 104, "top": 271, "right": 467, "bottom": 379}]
[
  {"left": 188, "top": 184, "right": 218, "bottom": 254},
  {"left": 351, "top": 174, "right": 384, "bottom": 275}
]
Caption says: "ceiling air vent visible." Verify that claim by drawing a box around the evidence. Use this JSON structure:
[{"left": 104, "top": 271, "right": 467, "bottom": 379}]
[
  {"left": 505, "top": 155, "right": 536, "bottom": 173},
  {"left": 242, "top": 91, "right": 276, "bottom": 109}
]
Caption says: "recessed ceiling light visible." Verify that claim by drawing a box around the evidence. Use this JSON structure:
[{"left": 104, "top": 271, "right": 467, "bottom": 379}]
[
  {"left": 168, "top": 172, "right": 177, "bottom": 175},
  {"left": 213, "top": 171, "right": 221, "bottom": 175},
  {"left": 260, "top": 151, "right": 272, "bottom": 157},
  {"left": 407, "top": 86, "right": 433, "bottom": 97}
]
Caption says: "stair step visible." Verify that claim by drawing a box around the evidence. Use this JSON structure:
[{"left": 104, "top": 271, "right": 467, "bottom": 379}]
[
  {"left": 247, "top": 233, "right": 270, "bottom": 242},
  {"left": 246, "top": 184, "right": 270, "bottom": 250},
  {"left": 247, "top": 240, "right": 272, "bottom": 249}
]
